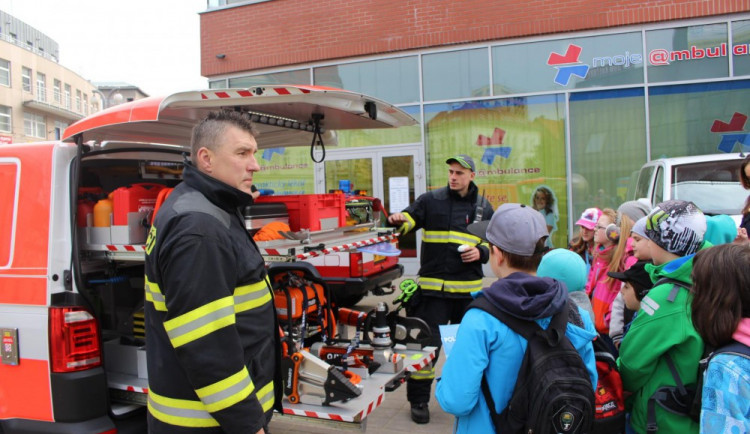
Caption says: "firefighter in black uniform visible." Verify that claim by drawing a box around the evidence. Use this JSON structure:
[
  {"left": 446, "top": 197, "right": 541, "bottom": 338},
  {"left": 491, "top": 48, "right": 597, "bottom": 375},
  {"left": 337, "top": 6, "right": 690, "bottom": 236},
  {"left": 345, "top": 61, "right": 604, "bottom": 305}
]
[
  {"left": 387, "top": 154, "right": 493, "bottom": 424},
  {"left": 144, "top": 111, "right": 282, "bottom": 434}
]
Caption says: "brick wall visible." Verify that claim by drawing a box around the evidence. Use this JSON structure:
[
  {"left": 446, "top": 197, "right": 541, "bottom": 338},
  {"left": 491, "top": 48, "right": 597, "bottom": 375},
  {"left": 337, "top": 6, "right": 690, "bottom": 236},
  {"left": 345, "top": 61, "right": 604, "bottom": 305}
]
[{"left": 200, "top": 0, "right": 749, "bottom": 77}]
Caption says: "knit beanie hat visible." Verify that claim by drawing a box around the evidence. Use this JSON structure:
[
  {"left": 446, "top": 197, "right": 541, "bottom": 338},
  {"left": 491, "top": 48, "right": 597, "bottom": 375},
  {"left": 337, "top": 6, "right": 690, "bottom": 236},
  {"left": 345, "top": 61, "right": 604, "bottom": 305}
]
[
  {"left": 704, "top": 214, "right": 738, "bottom": 246},
  {"left": 631, "top": 217, "right": 648, "bottom": 238},
  {"left": 537, "top": 248, "right": 588, "bottom": 293},
  {"left": 617, "top": 200, "right": 652, "bottom": 225},
  {"left": 644, "top": 200, "right": 706, "bottom": 257},
  {"left": 575, "top": 207, "right": 603, "bottom": 230}
]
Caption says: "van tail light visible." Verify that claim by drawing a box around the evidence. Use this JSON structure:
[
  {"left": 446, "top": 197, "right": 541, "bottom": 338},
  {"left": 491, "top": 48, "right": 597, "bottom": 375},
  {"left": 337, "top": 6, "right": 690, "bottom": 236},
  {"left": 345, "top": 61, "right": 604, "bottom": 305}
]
[
  {"left": 49, "top": 306, "right": 102, "bottom": 373},
  {"left": 350, "top": 252, "right": 363, "bottom": 277}
]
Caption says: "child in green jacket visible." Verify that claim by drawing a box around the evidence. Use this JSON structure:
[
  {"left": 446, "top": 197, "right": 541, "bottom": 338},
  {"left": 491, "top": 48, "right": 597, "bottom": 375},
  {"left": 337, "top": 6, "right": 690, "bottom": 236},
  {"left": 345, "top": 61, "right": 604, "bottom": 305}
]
[{"left": 617, "top": 200, "right": 708, "bottom": 434}]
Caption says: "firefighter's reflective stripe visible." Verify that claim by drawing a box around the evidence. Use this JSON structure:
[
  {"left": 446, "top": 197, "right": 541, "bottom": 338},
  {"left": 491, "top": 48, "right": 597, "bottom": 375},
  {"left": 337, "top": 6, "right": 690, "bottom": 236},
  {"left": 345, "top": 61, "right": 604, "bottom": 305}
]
[
  {"left": 148, "top": 380, "right": 275, "bottom": 428},
  {"left": 145, "top": 276, "right": 167, "bottom": 311},
  {"left": 165, "top": 297, "right": 236, "bottom": 348},
  {"left": 196, "top": 368, "right": 253, "bottom": 413},
  {"left": 399, "top": 212, "right": 417, "bottom": 234},
  {"left": 256, "top": 381, "right": 275, "bottom": 412},
  {"left": 148, "top": 390, "right": 220, "bottom": 428},
  {"left": 234, "top": 278, "right": 272, "bottom": 313},
  {"left": 422, "top": 230, "right": 483, "bottom": 246},
  {"left": 419, "top": 277, "right": 484, "bottom": 293},
  {"left": 410, "top": 365, "right": 435, "bottom": 381}
]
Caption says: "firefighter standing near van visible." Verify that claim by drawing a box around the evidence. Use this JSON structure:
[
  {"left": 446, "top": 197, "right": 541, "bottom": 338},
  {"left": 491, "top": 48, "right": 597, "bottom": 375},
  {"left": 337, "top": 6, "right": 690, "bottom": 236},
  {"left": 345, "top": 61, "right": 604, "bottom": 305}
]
[
  {"left": 144, "top": 111, "right": 281, "bottom": 434},
  {"left": 387, "top": 154, "right": 493, "bottom": 424}
]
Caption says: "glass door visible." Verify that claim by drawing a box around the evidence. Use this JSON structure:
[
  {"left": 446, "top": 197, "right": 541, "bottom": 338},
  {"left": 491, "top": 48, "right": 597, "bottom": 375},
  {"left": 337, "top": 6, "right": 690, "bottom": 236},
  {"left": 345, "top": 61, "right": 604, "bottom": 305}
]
[{"left": 314, "top": 144, "right": 423, "bottom": 274}]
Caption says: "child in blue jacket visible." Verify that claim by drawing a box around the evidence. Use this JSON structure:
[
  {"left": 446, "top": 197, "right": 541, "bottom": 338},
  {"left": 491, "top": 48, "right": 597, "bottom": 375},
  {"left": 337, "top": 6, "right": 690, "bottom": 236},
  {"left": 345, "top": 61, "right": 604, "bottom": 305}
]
[{"left": 435, "top": 203, "right": 598, "bottom": 433}]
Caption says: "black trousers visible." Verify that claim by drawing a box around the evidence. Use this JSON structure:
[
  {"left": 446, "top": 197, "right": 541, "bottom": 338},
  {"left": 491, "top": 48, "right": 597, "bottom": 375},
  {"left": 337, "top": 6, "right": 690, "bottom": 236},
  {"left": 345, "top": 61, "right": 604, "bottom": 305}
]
[{"left": 405, "top": 294, "right": 472, "bottom": 404}]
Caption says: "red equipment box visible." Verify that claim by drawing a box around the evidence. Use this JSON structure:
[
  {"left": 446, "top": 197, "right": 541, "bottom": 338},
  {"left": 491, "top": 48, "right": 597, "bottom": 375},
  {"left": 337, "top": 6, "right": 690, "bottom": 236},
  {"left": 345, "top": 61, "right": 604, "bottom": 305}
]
[
  {"left": 112, "top": 183, "right": 165, "bottom": 226},
  {"left": 255, "top": 194, "right": 346, "bottom": 231}
]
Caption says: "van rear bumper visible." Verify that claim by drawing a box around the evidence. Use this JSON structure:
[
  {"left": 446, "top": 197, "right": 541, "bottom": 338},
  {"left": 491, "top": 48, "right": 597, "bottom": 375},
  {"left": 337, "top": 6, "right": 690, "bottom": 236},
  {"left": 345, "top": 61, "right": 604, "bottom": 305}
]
[{"left": 0, "top": 415, "right": 115, "bottom": 434}]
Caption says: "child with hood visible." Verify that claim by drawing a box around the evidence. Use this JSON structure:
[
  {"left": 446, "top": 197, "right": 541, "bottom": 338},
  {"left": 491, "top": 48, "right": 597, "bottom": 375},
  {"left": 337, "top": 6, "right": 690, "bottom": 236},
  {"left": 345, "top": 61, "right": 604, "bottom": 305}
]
[{"left": 436, "top": 204, "right": 597, "bottom": 433}]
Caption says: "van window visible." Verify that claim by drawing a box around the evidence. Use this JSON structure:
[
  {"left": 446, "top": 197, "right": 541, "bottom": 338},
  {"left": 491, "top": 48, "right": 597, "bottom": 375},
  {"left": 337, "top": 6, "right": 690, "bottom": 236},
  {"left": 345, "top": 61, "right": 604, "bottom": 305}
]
[
  {"left": 671, "top": 160, "right": 745, "bottom": 215},
  {"left": 0, "top": 160, "right": 19, "bottom": 268},
  {"left": 634, "top": 165, "right": 655, "bottom": 200},
  {"left": 654, "top": 166, "right": 664, "bottom": 205}
]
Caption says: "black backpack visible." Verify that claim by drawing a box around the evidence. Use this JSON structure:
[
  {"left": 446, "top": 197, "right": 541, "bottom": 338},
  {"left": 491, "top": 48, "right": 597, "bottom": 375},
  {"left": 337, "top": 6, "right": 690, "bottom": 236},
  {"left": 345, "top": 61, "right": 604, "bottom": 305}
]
[{"left": 470, "top": 297, "right": 595, "bottom": 434}]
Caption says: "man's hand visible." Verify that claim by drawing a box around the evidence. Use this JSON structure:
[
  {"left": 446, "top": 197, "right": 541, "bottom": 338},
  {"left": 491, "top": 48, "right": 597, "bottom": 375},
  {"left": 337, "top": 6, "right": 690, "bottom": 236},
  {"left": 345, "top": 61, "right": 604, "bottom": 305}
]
[
  {"left": 387, "top": 212, "right": 407, "bottom": 226},
  {"left": 459, "top": 246, "right": 480, "bottom": 263}
]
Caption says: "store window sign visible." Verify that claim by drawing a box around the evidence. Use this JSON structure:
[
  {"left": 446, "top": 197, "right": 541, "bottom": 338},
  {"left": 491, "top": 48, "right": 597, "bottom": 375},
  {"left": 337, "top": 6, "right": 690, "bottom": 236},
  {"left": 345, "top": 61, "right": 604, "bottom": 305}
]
[
  {"left": 711, "top": 112, "right": 750, "bottom": 153},
  {"left": 547, "top": 44, "right": 643, "bottom": 86}
]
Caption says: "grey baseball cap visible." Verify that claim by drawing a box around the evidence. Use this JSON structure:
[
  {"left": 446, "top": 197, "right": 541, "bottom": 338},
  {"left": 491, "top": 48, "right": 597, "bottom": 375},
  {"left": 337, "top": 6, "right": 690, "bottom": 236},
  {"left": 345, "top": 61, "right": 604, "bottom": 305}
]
[
  {"left": 467, "top": 203, "right": 549, "bottom": 256},
  {"left": 446, "top": 154, "right": 476, "bottom": 172}
]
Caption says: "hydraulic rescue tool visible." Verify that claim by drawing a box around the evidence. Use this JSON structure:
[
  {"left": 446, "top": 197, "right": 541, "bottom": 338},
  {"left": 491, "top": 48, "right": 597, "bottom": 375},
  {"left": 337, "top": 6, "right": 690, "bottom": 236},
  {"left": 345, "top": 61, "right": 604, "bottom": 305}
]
[{"left": 281, "top": 350, "right": 362, "bottom": 406}]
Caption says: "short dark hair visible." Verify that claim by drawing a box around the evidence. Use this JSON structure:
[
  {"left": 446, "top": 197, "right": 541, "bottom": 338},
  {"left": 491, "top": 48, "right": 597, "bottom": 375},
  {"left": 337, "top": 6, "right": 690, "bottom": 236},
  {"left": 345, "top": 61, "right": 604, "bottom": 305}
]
[
  {"left": 492, "top": 238, "right": 547, "bottom": 272},
  {"left": 690, "top": 243, "right": 750, "bottom": 348},
  {"left": 190, "top": 111, "right": 258, "bottom": 158}
]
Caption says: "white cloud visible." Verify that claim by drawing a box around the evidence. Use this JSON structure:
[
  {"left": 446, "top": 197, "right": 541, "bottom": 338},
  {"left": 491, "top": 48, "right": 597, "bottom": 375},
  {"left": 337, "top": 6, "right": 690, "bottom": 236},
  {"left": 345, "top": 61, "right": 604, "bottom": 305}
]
[{"left": 0, "top": 0, "right": 208, "bottom": 96}]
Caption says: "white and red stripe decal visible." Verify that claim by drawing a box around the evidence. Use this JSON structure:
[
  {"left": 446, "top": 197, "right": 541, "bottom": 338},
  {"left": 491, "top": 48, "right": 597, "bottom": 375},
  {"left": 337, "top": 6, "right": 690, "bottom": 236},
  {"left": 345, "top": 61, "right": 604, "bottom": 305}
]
[
  {"left": 406, "top": 352, "right": 436, "bottom": 373},
  {"left": 260, "top": 234, "right": 397, "bottom": 260},
  {"left": 105, "top": 244, "right": 147, "bottom": 252},
  {"left": 282, "top": 392, "right": 384, "bottom": 422},
  {"left": 201, "top": 87, "right": 312, "bottom": 100}
]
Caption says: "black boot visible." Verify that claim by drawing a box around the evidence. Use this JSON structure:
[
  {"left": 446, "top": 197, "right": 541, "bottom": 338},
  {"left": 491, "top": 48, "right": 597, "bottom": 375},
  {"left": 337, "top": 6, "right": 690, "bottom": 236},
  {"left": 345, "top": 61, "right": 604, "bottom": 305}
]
[{"left": 410, "top": 402, "right": 430, "bottom": 424}]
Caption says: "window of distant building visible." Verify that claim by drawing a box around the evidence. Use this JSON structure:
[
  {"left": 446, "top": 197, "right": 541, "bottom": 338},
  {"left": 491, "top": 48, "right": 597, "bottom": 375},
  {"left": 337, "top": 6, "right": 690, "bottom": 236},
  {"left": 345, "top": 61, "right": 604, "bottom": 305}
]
[
  {"left": 75, "top": 90, "right": 82, "bottom": 112},
  {"left": 21, "top": 67, "right": 32, "bottom": 92},
  {"left": 23, "top": 112, "right": 46, "bottom": 138},
  {"left": 83, "top": 94, "right": 88, "bottom": 116},
  {"left": 0, "top": 59, "right": 10, "bottom": 87},
  {"left": 64, "top": 84, "right": 71, "bottom": 110},
  {"left": 0, "top": 106, "right": 11, "bottom": 132},
  {"left": 37, "top": 73, "right": 46, "bottom": 102},
  {"left": 53, "top": 121, "right": 67, "bottom": 140},
  {"left": 53, "top": 79, "right": 61, "bottom": 103}
]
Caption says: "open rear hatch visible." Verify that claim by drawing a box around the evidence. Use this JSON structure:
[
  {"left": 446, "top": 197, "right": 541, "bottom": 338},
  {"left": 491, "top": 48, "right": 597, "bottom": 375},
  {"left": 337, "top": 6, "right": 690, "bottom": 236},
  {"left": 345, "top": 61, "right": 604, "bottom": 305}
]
[{"left": 63, "top": 85, "right": 416, "bottom": 148}]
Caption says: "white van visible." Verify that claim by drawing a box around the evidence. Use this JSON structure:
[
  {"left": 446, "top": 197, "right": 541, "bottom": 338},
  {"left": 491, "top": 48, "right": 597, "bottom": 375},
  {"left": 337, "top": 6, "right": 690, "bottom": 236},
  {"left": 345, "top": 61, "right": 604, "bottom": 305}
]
[{"left": 629, "top": 152, "right": 746, "bottom": 224}]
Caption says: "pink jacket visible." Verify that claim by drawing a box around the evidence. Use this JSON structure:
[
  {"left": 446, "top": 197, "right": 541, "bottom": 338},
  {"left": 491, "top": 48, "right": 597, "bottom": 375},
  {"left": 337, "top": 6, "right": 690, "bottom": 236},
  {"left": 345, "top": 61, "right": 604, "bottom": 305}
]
[{"left": 585, "top": 243, "right": 625, "bottom": 335}]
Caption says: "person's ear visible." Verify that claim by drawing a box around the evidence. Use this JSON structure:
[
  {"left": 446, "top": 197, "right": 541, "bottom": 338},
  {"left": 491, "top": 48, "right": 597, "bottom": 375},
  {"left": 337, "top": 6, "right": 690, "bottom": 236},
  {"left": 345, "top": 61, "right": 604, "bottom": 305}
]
[{"left": 196, "top": 147, "right": 212, "bottom": 173}]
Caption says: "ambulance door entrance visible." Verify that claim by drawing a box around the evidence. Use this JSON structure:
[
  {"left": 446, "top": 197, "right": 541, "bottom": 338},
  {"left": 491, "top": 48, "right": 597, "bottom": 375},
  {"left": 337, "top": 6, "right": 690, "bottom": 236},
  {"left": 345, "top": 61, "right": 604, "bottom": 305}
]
[{"left": 314, "top": 144, "right": 423, "bottom": 275}]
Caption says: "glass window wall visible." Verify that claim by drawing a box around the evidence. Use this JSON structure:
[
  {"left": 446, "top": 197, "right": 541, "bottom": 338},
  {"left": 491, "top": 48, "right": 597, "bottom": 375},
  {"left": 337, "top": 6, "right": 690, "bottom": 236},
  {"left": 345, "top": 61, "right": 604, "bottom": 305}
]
[
  {"left": 646, "top": 23, "right": 729, "bottom": 82},
  {"left": 314, "top": 57, "right": 419, "bottom": 104},
  {"left": 569, "top": 88, "right": 647, "bottom": 219},
  {"left": 422, "top": 48, "right": 490, "bottom": 101},
  {"left": 648, "top": 80, "right": 750, "bottom": 158},
  {"left": 229, "top": 69, "right": 309, "bottom": 87}
]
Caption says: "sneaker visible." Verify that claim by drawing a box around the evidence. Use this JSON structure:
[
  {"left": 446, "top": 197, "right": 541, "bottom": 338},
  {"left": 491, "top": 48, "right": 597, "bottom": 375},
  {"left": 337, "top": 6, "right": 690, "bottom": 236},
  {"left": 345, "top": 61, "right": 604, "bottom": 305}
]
[{"left": 410, "top": 402, "right": 430, "bottom": 424}]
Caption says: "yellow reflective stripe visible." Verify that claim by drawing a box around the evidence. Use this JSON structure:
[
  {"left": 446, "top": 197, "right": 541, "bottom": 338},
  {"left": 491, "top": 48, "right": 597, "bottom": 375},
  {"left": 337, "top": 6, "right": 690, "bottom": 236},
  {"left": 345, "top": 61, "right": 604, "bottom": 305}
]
[
  {"left": 196, "top": 368, "right": 254, "bottom": 413},
  {"left": 423, "top": 230, "right": 482, "bottom": 245},
  {"left": 419, "top": 277, "right": 483, "bottom": 293},
  {"left": 144, "top": 276, "right": 167, "bottom": 311},
  {"left": 400, "top": 212, "right": 416, "bottom": 234},
  {"left": 257, "top": 381, "right": 275, "bottom": 412},
  {"left": 148, "top": 390, "right": 219, "bottom": 428},
  {"left": 234, "top": 279, "right": 272, "bottom": 313},
  {"left": 411, "top": 365, "right": 435, "bottom": 380},
  {"left": 164, "top": 296, "right": 236, "bottom": 348}
]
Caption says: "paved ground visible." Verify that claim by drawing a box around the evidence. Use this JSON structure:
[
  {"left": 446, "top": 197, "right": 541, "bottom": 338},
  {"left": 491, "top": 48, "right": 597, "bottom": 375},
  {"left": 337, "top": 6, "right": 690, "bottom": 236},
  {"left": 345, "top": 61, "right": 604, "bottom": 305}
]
[{"left": 268, "top": 276, "right": 495, "bottom": 433}]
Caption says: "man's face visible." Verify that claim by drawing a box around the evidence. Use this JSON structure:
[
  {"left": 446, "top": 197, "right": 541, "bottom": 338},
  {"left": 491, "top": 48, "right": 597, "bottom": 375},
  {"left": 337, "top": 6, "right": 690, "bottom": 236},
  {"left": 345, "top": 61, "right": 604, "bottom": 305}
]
[
  {"left": 199, "top": 125, "right": 260, "bottom": 195},
  {"left": 447, "top": 162, "right": 474, "bottom": 195}
]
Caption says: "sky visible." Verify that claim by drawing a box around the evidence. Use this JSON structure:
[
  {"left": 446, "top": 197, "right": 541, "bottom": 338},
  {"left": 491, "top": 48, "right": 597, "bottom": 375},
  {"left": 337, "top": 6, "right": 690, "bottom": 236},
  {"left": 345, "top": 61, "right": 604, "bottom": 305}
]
[{"left": 0, "top": 0, "right": 208, "bottom": 96}]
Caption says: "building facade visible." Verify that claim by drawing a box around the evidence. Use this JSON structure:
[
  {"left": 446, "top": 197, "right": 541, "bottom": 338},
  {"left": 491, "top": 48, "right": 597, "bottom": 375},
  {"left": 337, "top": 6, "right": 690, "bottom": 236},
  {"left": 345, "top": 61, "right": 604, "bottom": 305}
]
[
  {"left": 0, "top": 10, "right": 102, "bottom": 143},
  {"left": 199, "top": 1, "right": 750, "bottom": 267}
]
